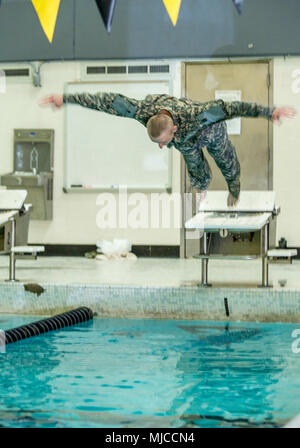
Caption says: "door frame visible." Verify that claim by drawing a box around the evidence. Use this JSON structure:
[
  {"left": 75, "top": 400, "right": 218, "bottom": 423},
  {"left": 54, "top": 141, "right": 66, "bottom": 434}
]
[{"left": 180, "top": 59, "right": 274, "bottom": 259}]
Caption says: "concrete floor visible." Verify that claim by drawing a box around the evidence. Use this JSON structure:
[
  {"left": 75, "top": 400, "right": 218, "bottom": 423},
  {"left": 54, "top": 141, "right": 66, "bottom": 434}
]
[{"left": 0, "top": 254, "right": 299, "bottom": 289}]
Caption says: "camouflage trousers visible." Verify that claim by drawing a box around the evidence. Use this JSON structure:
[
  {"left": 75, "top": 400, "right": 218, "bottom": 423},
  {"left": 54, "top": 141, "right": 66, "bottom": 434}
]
[{"left": 180, "top": 121, "right": 241, "bottom": 199}]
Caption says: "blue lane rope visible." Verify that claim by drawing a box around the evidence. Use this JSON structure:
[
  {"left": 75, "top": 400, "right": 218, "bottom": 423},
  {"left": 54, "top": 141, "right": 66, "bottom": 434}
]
[{"left": 4, "top": 307, "right": 93, "bottom": 344}]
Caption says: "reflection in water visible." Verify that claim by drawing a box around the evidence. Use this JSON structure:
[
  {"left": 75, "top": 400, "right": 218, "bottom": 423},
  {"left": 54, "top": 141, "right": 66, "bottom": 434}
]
[
  {"left": 0, "top": 408, "right": 177, "bottom": 428},
  {"left": 178, "top": 323, "right": 260, "bottom": 345},
  {"left": 172, "top": 323, "right": 283, "bottom": 428},
  {"left": 0, "top": 318, "right": 297, "bottom": 428},
  {"left": 0, "top": 335, "right": 60, "bottom": 408},
  {"left": 180, "top": 412, "right": 279, "bottom": 428},
  {"left": 111, "top": 331, "right": 144, "bottom": 338},
  {"left": 0, "top": 321, "right": 92, "bottom": 428}
]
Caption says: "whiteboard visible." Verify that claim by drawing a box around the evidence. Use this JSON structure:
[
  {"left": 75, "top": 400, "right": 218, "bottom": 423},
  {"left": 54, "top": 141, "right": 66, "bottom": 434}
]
[{"left": 64, "top": 81, "right": 172, "bottom": 191}]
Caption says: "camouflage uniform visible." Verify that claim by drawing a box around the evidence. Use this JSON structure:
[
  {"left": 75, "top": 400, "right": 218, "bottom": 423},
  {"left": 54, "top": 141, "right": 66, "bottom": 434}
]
[{"left": 63, "top": 92, "right": 274, "bottom": 198}]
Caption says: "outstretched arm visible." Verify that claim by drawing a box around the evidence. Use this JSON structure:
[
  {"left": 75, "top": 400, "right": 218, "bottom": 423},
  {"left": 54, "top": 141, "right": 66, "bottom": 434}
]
[
  {"left": 184, "top": 99, "right": 295, "bottom": 132},
  {"left": 39, "top": 92, "right": 141, "bottom": 119},
  {"left": 220, "top": 100, "right": 296, "bottom": 123}
]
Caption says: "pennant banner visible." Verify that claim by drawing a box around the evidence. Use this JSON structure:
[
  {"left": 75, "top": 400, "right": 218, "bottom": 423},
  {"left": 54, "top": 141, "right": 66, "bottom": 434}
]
[
  {"left": 95, "top": 0, "right": 117, "bottom": 33},
  {"left": 162, "top": 0, "right": 182, "bottom": 26},
  {"left": 232, "top": 0, "right": 244, "bottom": 15},
  {"left": 31, "top": 0, "right": 61, "bottom": 43}
]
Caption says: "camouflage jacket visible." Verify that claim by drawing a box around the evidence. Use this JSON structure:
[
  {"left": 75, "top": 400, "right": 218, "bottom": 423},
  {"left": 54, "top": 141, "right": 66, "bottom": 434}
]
[{"left": 63, "top": 92, "right": 274, "bottom": 152}]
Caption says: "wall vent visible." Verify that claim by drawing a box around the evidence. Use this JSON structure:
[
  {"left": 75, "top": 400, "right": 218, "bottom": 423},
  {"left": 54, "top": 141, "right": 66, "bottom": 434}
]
[
  {"left": 149, "top": 65, "right": 169, "bottom": 73},
  {"left": 107, "top": 66, "right": 127, "bottom": 74},
  {"left": 3, "top": 68, "right": 30, "bottom": 77},
  {"left": 85, "top": 63, "right": 171, "bottom": 77},
  {"left": 86, "top": 66, "right": 106, "bottom": 75},
  {"left": 128, "top": 65, "right": 148, "bottom": 74}
]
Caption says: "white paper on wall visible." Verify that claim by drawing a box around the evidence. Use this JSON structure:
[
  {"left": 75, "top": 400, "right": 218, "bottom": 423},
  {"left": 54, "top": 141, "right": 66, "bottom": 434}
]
[{"left": 215, "top": 90, "right": 241, "bottom": 135}]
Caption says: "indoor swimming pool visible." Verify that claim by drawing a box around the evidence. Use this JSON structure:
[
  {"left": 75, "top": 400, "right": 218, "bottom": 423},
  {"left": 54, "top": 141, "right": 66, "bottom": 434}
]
[{"left": 0, "top": 315, "right": 300, "bottom": 428}]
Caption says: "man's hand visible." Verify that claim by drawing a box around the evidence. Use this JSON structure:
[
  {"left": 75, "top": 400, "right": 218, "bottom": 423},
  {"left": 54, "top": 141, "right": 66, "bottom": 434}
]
[
  {"left": 39, "top": 94, "right": 63, "bottom": 109},
  {"left": 227, "top": 192, "right": 239, "bottom": 208},
  {"left": 272, "top": 107, "right": 296, "bottom": 125}
]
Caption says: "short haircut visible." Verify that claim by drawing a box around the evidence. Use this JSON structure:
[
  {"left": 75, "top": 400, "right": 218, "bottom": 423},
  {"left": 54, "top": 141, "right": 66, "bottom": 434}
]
[{"left": 147, "top": 114, "right": 173, "bottom": 140}]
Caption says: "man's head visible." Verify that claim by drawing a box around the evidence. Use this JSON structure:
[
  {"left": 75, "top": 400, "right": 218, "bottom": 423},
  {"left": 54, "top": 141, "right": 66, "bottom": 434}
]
[{"left": 147, "top": 113, "right": 177, "bottom": 148}]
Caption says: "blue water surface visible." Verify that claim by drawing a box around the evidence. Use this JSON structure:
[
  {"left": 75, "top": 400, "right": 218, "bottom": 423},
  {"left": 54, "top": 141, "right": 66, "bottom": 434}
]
[{"left": 0, "top": 315, "right": 300, "bottom": 428}]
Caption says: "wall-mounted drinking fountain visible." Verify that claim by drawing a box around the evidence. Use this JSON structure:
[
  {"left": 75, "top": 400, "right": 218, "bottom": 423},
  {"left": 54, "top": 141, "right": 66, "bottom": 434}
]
[{"left": 1, "top": 129, "right": 54, "bottom": 220}]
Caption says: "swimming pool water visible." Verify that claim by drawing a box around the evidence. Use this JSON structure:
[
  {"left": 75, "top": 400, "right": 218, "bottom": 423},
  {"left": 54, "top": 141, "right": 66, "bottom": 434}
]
[{"left": 1, "top": 315, "right": 300, "bottom": 428}]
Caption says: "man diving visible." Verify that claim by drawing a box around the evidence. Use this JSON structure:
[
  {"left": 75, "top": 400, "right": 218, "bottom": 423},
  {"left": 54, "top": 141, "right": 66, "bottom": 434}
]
[{"left": 39, "top": 92, "right": 296, "bottom": 207}]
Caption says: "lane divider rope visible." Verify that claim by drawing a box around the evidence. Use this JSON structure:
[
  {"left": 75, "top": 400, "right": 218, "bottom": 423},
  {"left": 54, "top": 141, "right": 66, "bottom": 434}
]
[{"left": 4, "top": 307, "right": 94, "bottom": 344}]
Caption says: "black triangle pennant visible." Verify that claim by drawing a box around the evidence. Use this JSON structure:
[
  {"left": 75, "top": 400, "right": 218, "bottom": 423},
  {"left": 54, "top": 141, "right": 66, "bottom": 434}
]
[
  {"left": 95, "top": 0, "right": 117, "bottom": 33},
  {"left": 232, "top": 0, "right": 244, "bottom": 15}
]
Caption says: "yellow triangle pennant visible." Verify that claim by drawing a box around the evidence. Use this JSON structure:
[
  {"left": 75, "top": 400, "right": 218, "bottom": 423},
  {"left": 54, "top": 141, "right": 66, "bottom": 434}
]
[
  {"left": 32, "top": 0, "right": 61, "bottom": 43},
  {"left": 162, "top": 0, "right": 182, "bottom": 26}
]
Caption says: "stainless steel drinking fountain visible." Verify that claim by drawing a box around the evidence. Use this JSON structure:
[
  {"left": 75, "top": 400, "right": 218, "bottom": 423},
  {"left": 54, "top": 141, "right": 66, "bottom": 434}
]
[{"left": 1, "top": 129, "right": 54, "bottom": 220}]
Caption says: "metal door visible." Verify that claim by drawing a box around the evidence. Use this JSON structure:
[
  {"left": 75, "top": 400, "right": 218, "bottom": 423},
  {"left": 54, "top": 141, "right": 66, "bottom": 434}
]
[{"left": 181, "top": 61, "right": 273, "bottom": 258}]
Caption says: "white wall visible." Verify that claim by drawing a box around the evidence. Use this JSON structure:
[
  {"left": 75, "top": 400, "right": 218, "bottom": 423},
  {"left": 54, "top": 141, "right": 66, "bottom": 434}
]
[
  {"left": 1, "top": 58, "right": 300, "bottom": 247},
  {"left": 0, "top": 61, "right": 182, "bottom": 246},
  {"left": 273, "top": 57, "right": 300, "bottom": 247}
]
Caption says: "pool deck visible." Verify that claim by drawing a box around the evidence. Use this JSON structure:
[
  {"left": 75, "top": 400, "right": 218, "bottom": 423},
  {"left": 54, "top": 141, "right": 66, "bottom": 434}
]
[{"left": 0, "top": 255, "right": 300, "bottom": 322}]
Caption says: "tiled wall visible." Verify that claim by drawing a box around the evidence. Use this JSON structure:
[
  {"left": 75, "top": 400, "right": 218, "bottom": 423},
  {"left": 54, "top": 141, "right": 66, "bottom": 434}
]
[{"left": 1, "top": 283, "right": 300, "bottom": 323}]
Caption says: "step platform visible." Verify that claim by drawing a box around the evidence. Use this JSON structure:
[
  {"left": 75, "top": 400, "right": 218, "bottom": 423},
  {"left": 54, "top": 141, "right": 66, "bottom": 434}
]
[{"left": 267, "top": 249, "right": 297, "bottom": 264}]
